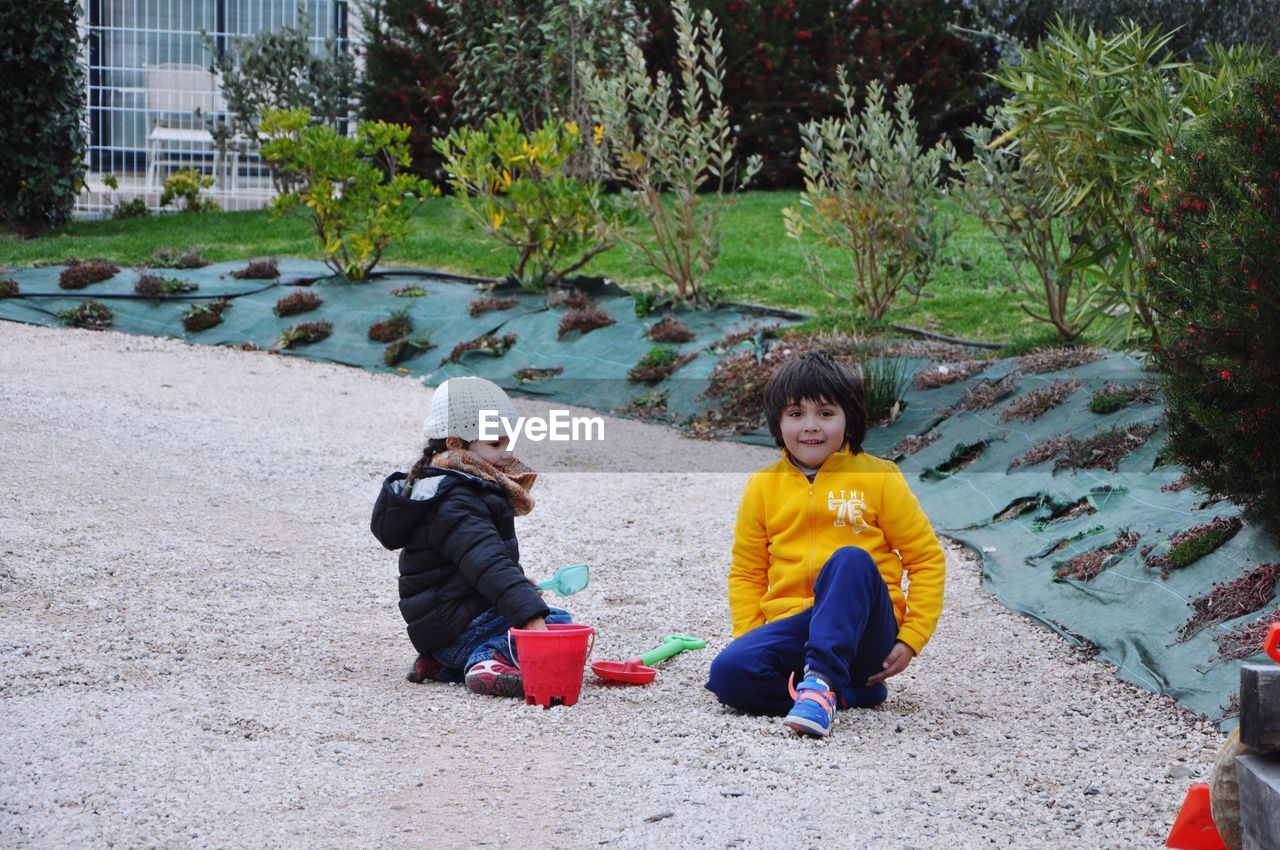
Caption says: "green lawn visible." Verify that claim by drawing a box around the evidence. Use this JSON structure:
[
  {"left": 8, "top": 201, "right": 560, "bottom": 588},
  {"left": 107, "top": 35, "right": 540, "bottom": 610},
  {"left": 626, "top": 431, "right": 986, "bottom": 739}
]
[{"left": 0, "top": 191, "right": 1053, "bottom": 345}]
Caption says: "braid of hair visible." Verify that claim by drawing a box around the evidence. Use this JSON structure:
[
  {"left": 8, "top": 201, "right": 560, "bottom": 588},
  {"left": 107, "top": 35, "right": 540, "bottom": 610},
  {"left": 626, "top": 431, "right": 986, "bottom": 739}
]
[{"left": 405, "top": 438, "right": 450, "bottom": 489}]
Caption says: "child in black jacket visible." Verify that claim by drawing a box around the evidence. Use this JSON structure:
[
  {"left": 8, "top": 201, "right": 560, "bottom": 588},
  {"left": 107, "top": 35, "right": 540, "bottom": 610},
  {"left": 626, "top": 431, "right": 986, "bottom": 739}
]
[{"left": 371, "top": 377, "right": 572, "bottom": 697}]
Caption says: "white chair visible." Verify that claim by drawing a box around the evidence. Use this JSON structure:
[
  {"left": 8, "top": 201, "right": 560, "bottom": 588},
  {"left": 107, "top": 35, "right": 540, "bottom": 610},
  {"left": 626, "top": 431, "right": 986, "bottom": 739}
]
[{"left": 144, "top": 64, "right": 232, "bottom": 193}]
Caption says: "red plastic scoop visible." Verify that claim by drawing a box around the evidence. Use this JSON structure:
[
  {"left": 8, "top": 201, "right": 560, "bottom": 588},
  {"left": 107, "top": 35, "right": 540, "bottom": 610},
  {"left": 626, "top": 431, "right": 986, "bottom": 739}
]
[{"left": 591, "top": 634, "right": 706, "bottom": 685}]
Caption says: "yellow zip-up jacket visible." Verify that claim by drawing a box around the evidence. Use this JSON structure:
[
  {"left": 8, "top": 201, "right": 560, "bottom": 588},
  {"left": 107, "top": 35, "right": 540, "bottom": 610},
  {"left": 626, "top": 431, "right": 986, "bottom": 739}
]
[{"left": 728, "top": 446, "right": 945, "bottom": 656}]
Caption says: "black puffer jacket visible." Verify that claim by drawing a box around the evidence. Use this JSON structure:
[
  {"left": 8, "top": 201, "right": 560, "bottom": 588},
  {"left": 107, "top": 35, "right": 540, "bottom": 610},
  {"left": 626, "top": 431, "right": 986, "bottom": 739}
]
[{"left": 370, "top": 468, "right": 549, "bottom": 656}]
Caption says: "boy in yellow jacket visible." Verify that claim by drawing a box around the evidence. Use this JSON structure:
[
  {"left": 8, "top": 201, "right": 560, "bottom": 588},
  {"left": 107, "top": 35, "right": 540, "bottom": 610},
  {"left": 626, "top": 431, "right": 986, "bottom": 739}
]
[{"left": 706, "top": 351, "right": 945, "bottom": 737}]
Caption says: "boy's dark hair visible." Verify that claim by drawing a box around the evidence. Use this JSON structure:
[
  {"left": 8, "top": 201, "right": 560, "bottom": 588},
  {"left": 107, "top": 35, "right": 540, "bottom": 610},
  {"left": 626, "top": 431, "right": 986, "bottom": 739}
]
[{"left": 763, "top": 350, "right": 866, "bottom": 454}]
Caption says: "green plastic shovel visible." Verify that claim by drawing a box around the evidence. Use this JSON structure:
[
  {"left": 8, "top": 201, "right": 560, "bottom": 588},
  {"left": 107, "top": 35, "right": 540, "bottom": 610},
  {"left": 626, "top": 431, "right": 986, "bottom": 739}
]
[{"left": 535, "top": 563, "right": 590, "bottom": 597}]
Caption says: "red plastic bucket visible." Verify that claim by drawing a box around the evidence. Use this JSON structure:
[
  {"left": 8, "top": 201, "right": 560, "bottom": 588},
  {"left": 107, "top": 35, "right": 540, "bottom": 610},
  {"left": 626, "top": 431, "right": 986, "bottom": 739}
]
[{"left": 508, "top": 623, "right": 595, "bottom": 708}]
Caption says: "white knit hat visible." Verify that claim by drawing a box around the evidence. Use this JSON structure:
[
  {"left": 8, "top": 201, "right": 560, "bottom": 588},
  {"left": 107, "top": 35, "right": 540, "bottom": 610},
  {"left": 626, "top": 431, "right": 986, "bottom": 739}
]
[{"left": 423, "top": 377, "right": 518, "bottom": 442}]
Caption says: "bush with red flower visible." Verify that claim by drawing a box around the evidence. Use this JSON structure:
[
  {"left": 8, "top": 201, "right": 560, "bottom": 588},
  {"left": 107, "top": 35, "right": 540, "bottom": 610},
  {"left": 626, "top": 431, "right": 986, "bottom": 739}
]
[{"left": 1145, "top": 59, "right": 1280, "bottom": 533}]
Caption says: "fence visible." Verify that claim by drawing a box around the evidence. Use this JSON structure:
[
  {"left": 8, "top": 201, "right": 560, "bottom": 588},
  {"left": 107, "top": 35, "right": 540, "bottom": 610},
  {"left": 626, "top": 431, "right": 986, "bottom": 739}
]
[{"left": 77, "top": 0, "right": 351, "bottom": 215}]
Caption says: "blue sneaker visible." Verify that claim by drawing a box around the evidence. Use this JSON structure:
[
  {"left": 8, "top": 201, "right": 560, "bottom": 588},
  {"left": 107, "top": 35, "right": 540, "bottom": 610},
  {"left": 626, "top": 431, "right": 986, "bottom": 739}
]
[{"left": 783, "top": 672, "right": 837, "bottom": 737}]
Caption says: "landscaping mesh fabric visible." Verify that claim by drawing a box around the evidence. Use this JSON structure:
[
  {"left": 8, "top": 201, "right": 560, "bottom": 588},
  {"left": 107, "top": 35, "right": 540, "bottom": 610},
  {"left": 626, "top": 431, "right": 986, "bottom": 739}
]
[{"left": 4, "top": 259, "right": 1277, "bottom": 721}]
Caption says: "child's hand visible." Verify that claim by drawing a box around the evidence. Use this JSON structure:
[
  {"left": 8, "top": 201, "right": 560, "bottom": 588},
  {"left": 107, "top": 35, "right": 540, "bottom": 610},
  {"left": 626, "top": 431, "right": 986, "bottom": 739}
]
[
  {"left": 521, "top": 617, "right": 548, "bottom": 631},
  {"left": 865, "top": 641, "right": 915, "bottom": 686}
]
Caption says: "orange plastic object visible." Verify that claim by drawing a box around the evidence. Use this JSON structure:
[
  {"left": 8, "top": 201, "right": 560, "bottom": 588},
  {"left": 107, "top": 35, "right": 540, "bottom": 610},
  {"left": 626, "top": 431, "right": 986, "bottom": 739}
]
[
  {"left": 509, "top": 623, "right": 594, "bottom": 708},
  {"left": 1165, "top": 784, "right": 1228, "bottom": 850},
  {"left": 1265, "top": 621, "right": 1280, "bottom": 663}
]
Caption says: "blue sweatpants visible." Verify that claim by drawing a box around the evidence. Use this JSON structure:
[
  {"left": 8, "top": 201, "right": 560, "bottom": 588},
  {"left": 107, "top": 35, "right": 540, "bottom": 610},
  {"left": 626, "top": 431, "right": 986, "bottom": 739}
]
[
  {"left": 428, "top": 606, "right": 573, "bottom": 682},
  {"left": 705, "top": 547, "right": 899, "bottom": 714}
]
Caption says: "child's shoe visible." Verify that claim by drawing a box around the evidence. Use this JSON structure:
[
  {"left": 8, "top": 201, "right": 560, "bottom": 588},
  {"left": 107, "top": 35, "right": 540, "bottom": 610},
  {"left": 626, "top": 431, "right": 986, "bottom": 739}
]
[
  {"left": 783, "top": 672, "right": 837, "bottom": 738},
  {"left": 464, "top": 657, "right": 524, "bottom": 697},
  {"left": 407, "top": 654, "right": 442, "bottom": 683}
]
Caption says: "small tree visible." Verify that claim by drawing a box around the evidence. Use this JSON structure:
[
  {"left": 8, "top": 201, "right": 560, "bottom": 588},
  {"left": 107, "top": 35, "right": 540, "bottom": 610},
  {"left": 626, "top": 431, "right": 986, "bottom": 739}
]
[
  {"left": 207, "top": 13, "right": 357, "bottom": 191},
  {"left": 958, "top": 112, "right": 1099, "bottom": 340},
  {"left": 0, "top": 0, "right": 85, "bottom": 235},
  {"left": 1145, "top": 60, "right": 1280, "bottom": 534},
  {"left": 434, "top": 114, "right": 622, "bottom": 290},
  {"left": 582, "top": 0, "right": 760, "bottom": 306},
  {"left": 782, "top": 75, "right": 954, "bottom": 321},
  {"left": 260, "top": 109, "right": 437, "bottom": 280}
]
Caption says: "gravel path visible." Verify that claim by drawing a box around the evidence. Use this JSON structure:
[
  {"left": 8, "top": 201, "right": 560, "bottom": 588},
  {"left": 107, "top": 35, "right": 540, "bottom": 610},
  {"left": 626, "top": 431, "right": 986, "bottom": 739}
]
[{"left": 0, "top": 322, "right": 1220, "bottom": 849}]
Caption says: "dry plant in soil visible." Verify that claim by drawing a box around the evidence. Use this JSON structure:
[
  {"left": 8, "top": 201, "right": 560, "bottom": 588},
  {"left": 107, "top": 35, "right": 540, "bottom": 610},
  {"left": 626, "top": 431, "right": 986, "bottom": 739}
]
[
  {"left": 232, "top": 259, "right": 280, "bottom": 279},
  {"left": 515, "top": 367, "right": 564, "bottom": 384},
  {"left": 1054, "top": 529, "right": 1140, "bottom": 581},
  {"left": 59, "top": 259, "right": 119, "bottom": 290},
  {"left": 628, "top": 346, "right": 696, "bottom": 385},
  {"left": 1143, "top": 516, "right": 1244, "bottom": 578},
  {"left": 278, "top": 320, "right": 333, "bottom": 349},
  {"left": 182, "top": 301, "right": 231, "bottom": 332},
  {"left": 947, "top": 373, "right": 1021, "bottom": 416},
  {"left": 1215, "top": 613, "right": 1280, "bottom": 661},
  {"left": 134, "top": 274, "right": 198, "bottom": 300},
  {"left": 443, "top": 333, "right": 516, "bottom": 365},
  {"left": 558, "top": 307, "right": 616, "bottom": 338},
  {"left": 914, "top": 361, "right": 985, "bottom": 389},
  {"left": 1016, "top": 346, "right": 1104, "bottom": 374},
  {"left": 391, "top": 285, "right": 427, "bottom": 298},
  {"left": 383, "top": 336, "right": 435, "bottom": 367},
  {"left": 646, "top": 316, "right": 695, "bottom": 343},
  {"left": 274, "top": 290, "right": 323, "bottom": 317},
  {"left": 56, "top": 301, "right": 113, "bottom": 329},
  {"left": 999, "top": 379, "right": 1081, "bottom": 422},
  {"left": 547, "top": 288, "right": 592, "bottom": 310},
  {"left": 0, "top": 279, "right": 19, "bottom": 298},
  {"left": 368, "top": 309, "right": 413, "bottom": 342},
  {"left": 469, "top": 295, "right": 519, "bottom": 317},
  {"left": 1010, "top": 423, "right": 1158, "bottom": 473},
  {"left": 1178, "top": 561, "right": 1280, "bottom": 642},
  {"left": 893, "top": 430, "right": 941, "bottom": 457}
]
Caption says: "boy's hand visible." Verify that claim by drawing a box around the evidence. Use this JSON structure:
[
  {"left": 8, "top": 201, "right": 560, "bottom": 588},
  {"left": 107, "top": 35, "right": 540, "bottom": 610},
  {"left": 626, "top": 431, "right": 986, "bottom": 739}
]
[
  {"left": 865, "top": 641, "right": 915, "bottom": 686},
  {"left": 521, "top": 617, "right": 548, "bottom": 631}
]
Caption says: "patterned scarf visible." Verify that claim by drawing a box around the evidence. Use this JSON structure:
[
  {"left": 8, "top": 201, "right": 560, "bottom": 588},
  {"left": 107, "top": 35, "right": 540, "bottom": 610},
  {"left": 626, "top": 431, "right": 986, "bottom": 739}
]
[{"left": 432, "top": 449, "right": 537, "bottom": 516}]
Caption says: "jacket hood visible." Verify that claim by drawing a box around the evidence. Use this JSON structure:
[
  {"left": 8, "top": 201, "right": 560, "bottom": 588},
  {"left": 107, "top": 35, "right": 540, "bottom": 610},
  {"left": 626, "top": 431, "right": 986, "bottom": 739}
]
[{"left": 370, "top": 468, "right": 502, "bottom": 551}]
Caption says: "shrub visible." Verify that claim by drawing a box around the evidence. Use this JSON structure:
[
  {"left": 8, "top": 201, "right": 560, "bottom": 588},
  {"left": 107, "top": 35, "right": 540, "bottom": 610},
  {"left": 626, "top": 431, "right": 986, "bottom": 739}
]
[
  {"left": 260, "top": 109, "right": 438, "bottom": 280},
  {"left": 448, "top": 0, "right": 637, "bottom": 145},
  {"left": 434, "top": 114, "right": 622, "bottom": 290},
  {"left": 861, "top": 358, "right": 911, "bottom": 425},
  {"left": 0, "top": 0, "right": 85, "bottom": 235},
  {"left": 160, "top": 168, "right": 220, "bottom": 213},
  {"left": 646, "top": 316, "right": 694, "bottom": 344},
  {"left": 558, "top": 306, "right": 616, "bottom": 338},
  {"left": 278, "top": 320, "right": 334, "bottom": 349},
  {"left": 392, "top": 285, "right": 427, "bottom": 298},
  {"left": 232, "top": 259, "right": 280, "bottom": 280},
  {"left": 59, "top": 260, "right": 119, "bottom": 290},
  {"left": 383, "top": 335, "right": 435, "bottom": 367},
  {"left": 0, "top": 279, "right": 18, "bottom": 298},
  {"left": 182, "top": 301, "right": 231, "bottom": 332},
  {"left": 583, "top": 0, "right": 761, "bottom": 305},
  {"left": 1146, "top": 60, "right": 1280, "bottom": 533},
  {"left": 206, "top": 13, "right": 356, "bottom": 190},
  {"left": 784, "top": 76, "right": 954, "bottom": 320},
  {"left": 628, "top": 346, "right": 696, "bottom": 385},
  {"left": 636, "top": 0, "right": 996, "bottom": 189},
  {"left": 368, "top": 309, "right": 414, "bottom": 342},
  {"left": 112, "top": 198, "right": 150, "bottom": 220},
  {"left": 988, "top": 19, "right": 1244, "bottom": 344},
  {"left": 57, "top": 301, "right": 113, "bottom": 330},
  {"left": 469, "top": 295, "right": 519, "bottom": 316},
  {"left": 135, "top": 274, "right": 198, "bottom": 300},
  {"left": 144, "top": 247, "right": 209, "bottom": 269},
  {"left": 358, "top": 0, "right": 456, "bottom": 181},
  {"left": 959, "top": 111, "right": 1099, "bottom": 340},
  {"left": 1146, "top": 515, "right": 1244, "bottom": 577},
  {"left": 274, "top": 290, "right": 323, "bottom": 317}
]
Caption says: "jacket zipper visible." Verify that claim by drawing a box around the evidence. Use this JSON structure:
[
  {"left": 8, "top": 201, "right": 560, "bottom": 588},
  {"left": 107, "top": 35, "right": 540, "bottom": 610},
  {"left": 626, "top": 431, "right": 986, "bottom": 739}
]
[{"left": 806, "top": 479, "right": 816, "bottom": 587}]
